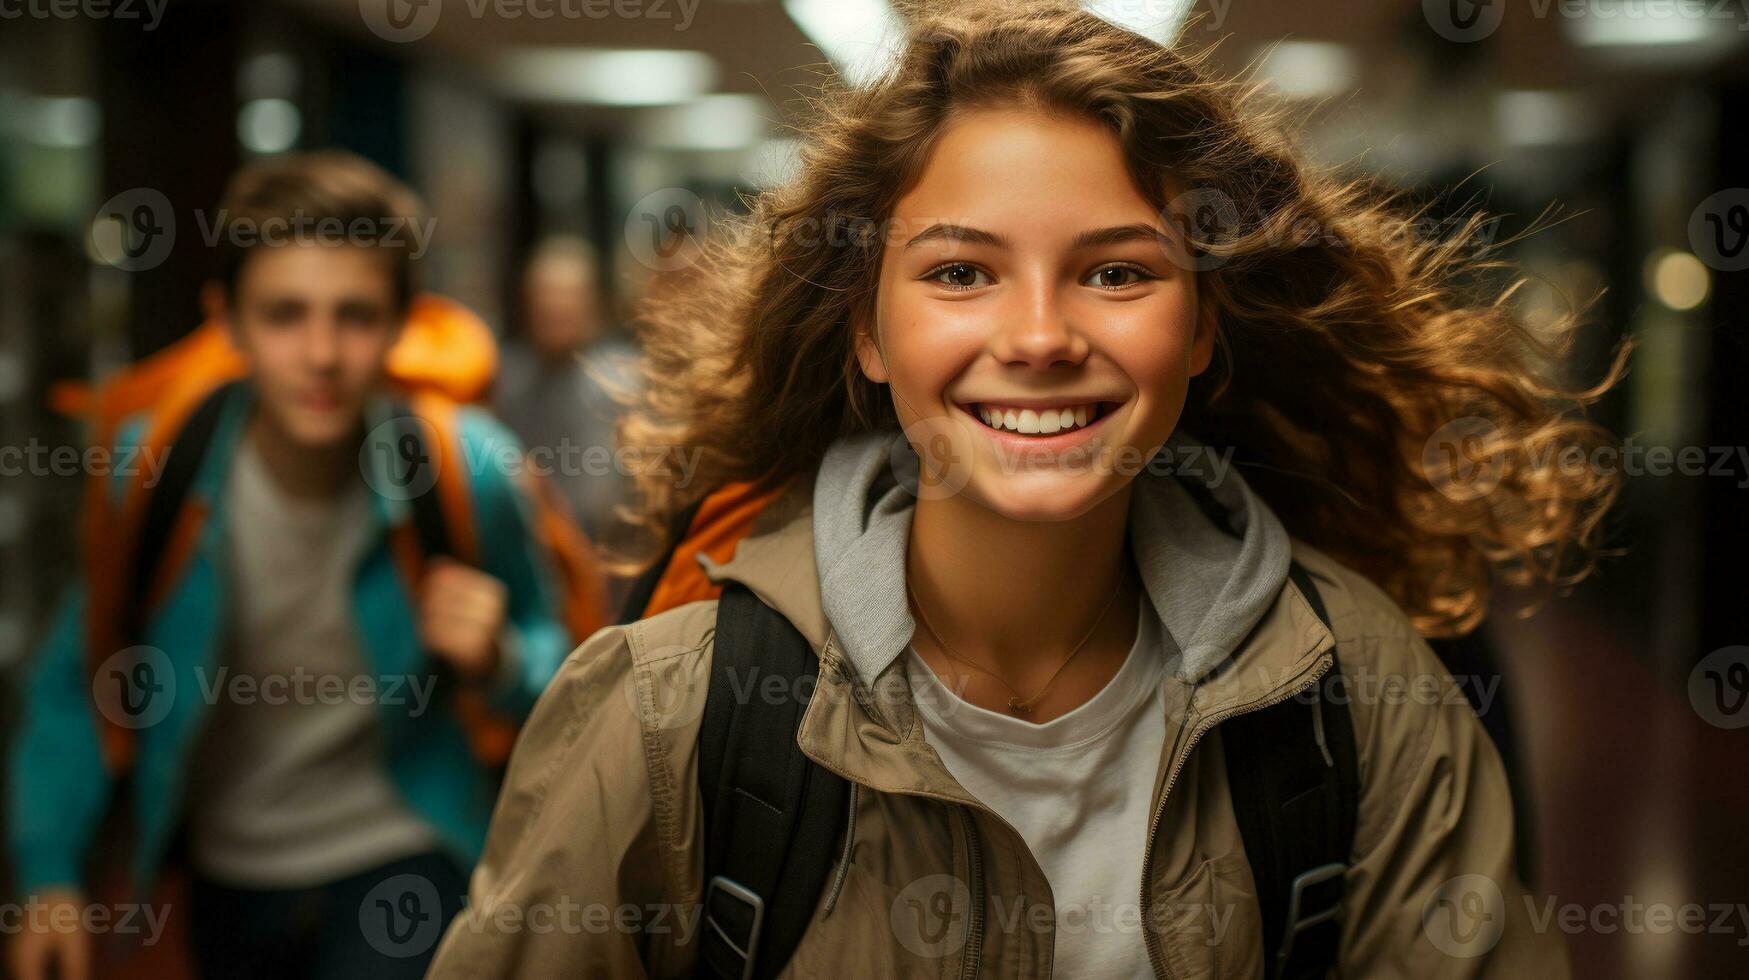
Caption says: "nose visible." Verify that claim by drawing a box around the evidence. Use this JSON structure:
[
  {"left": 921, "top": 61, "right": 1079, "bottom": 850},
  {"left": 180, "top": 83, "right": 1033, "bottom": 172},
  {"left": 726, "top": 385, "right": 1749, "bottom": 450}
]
[
  {"left": 987, "top": 278, "right": 1089, "bottom": 368},
  {"left": 304, "top": 315, "right": 342, "bottom": 370}
]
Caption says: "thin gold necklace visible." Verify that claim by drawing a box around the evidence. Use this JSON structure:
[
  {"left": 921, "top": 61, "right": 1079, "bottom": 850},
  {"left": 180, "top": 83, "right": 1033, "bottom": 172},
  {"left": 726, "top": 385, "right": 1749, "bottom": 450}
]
[{"left": 906, "top": 577, "right": 1125, "bottom": 715}]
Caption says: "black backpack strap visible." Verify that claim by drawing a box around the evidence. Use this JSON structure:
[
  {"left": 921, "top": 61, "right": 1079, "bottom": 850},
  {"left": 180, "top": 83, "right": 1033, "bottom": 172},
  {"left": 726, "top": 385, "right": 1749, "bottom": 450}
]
[
  {"left": 123, "top": 379, "right": 242, "bottom": 640},
  {"left": 388, "top": 402, "right": 452, "bottom": 562},
  {"left": 696, "top": 583, "right": 850, "bottom": 980},
  {"left": 1221, "top": 561, "right": 1359, "bottom": 980},
  {"left": 616, "top": 493, "right": 708, "bottom": 624}
]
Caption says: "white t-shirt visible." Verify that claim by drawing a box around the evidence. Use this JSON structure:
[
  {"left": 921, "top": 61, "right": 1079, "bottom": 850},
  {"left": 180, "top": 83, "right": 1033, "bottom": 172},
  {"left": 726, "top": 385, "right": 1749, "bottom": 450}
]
[
  {"left": 184, "top": 438, "right": 439, "bottom": 887},
  {"left": 904, "top": 598, "right": 1164, "bottom": 979}
]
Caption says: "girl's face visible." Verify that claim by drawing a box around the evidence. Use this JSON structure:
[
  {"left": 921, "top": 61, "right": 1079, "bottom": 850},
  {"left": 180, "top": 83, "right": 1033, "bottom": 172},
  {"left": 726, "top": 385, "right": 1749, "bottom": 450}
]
[{"left": 858, "top": 107, "right": 1214, "bottom": 522}]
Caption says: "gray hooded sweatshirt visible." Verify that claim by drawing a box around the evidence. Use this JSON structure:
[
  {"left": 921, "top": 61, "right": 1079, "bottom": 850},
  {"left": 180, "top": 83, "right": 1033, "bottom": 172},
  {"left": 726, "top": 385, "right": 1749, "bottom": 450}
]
[{"left": 811, "top": 429, "right": 1293, "bottom": 688}]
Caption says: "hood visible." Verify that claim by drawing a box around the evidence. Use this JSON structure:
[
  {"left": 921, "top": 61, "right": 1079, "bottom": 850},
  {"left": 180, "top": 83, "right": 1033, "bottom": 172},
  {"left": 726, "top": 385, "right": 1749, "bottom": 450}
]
[{"left": 811, "top": 429, "right": 1294, "bottom": 688}]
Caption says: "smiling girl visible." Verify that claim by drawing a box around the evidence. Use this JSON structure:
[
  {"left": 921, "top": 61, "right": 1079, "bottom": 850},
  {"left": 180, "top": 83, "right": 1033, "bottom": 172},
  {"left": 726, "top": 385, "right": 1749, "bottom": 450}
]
[{"left": 430, "top": 2, "right": 1619, "bottom": 977}]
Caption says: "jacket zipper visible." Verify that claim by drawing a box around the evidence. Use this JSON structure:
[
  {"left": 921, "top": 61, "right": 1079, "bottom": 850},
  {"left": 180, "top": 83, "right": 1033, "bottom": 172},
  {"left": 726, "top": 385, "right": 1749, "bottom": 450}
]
[
  {"left": 807, "top": 643, "right": 997, "bottom": 978},
  {"left": 1139, "top": 655, "right": 1334, "bottom": 980},
  {"left": 800, "top": 753, "right": 997, "bottom": 979},
  {"left": 824, "top": 783, "right": 858, "bottom": 915},
  {"left": 956, "top": 806, "right": 986, "bottom": 980}
]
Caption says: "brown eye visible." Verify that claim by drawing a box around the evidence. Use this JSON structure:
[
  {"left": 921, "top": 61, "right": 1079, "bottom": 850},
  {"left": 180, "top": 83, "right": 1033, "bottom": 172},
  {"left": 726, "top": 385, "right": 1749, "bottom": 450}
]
[
  {"left": 928, "top": 263, "right": 991, "bottom": 290},
  {"left": 1085, "top": 264, "right": 1151, "bottom": 289}
]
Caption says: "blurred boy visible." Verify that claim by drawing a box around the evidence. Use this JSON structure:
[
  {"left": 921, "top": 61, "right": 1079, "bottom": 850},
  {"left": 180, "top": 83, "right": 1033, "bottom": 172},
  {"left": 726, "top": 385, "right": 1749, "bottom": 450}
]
[{"left": 6, "top": 152, "right": 573, "bottom": 980}]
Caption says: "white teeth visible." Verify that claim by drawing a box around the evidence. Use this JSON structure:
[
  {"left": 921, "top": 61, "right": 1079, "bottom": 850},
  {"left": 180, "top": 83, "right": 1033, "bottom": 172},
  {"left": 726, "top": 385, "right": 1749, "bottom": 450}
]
[{"left": 973, "top": 402, "right": 1101, "bottom": 435}]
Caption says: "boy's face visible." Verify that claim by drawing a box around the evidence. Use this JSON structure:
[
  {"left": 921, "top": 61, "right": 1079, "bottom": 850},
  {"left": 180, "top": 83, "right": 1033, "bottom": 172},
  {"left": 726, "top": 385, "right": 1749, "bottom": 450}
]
[
  {"left": 859, "top": 107, "right": 1214, "bottom": 522},
  {"left": 212, "top": 243, "right": 404, "bottom": 450}
]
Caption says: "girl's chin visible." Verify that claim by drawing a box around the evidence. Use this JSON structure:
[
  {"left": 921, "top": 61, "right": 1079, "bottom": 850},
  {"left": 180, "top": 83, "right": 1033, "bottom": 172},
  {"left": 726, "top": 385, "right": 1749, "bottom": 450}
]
[{"left": 960, "top": 472, "right": 1124, "bottom": 524}]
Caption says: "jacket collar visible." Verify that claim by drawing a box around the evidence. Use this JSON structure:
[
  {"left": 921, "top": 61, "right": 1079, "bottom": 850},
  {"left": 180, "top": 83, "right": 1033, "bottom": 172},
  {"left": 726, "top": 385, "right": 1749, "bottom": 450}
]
[{"left": 700, "top": 468, "right": 1337, "bottom": 803}]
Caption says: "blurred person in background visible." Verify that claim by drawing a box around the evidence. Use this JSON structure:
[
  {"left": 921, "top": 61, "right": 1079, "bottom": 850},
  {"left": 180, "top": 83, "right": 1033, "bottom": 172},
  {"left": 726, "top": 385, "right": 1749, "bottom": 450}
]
[
  {"left": 5, "top": 151, "right": 577, "bottom": 980},
  {"left": 495, "top": 236, "right": 640, "bottom": 554}
]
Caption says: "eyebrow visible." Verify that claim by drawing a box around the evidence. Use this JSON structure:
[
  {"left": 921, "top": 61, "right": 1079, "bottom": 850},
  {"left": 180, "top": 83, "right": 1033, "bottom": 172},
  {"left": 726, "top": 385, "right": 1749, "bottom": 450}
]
[
  {"left": 903, "top": 221, "right": 1175, "bottom": 251},
  {"left": 904, "top": 223, "right": 1009, "bottom": 249},
  {"left": 1067, "top": 223, "right": 1177, "bottom": 251}
]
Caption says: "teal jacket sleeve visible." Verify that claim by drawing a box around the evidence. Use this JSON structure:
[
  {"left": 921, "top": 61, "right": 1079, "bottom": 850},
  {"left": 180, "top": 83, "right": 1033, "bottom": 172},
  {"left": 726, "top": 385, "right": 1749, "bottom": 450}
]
[
  {"left": 6, "top": 585, "right": 113, "bottom": 894},
  {"left": 456, "top": 408, "right": 574, "bottom": 720},
  {"left": 5, "top": 416, "right": 150, "bottom": 895}
]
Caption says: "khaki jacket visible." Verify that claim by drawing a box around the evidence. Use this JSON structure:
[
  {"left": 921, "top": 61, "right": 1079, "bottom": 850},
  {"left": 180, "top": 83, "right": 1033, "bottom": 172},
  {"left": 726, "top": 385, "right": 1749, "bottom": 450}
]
[{"left": 429, "top": 475, "right": 1569, "bottom": 979}]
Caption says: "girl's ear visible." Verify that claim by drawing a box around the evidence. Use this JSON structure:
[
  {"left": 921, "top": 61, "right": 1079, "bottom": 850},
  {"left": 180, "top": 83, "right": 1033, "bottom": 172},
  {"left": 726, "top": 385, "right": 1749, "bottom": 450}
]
[
  {"left": 852, "top": 310, "right": 890, "bottom": 384},
  {"left": 1188, "top": 292, "right": 1217, "bottom": 378}
]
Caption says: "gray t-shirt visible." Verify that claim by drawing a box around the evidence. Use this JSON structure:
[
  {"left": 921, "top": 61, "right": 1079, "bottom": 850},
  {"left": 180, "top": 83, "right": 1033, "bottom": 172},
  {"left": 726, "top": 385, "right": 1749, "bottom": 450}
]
[{"left": 182, "top": 436, "right": 439, "bottom": 888}]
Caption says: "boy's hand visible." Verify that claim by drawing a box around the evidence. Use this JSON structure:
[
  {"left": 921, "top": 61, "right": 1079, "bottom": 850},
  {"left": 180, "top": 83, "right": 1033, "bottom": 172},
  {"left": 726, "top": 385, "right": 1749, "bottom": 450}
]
[
  {"left": 8, "top": 888, "right": 90, "bottom": 980},
  {"left": 418, "top": 557, "right": 510, "bottom": 684}
]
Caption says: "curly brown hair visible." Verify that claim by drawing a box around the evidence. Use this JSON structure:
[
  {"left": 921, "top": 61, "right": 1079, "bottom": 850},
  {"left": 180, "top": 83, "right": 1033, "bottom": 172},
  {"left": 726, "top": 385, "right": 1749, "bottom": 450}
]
[{"left": 616, "top": 0, "right": 1627, "bottom": 637}]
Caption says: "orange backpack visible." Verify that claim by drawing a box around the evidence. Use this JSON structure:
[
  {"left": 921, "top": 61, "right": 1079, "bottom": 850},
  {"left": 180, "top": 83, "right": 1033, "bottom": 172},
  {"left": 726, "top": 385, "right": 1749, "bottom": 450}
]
[{"left": 617, "top": 477, "right": 793, "bottom": 623}]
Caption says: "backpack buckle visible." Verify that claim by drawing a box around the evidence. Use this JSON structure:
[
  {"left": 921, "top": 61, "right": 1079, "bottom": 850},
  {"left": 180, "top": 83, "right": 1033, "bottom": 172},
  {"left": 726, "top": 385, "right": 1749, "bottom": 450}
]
[
  {"left": 704, "top": 875, "right": 765, "bottom": 980},
  {"left": 1275, "top": 861, "right": 1346, "bottom": 978}
]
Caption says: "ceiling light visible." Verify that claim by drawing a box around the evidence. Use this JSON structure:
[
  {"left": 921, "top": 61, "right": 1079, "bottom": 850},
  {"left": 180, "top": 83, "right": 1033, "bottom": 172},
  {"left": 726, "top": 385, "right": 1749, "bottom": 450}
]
[
  {"left": 494, "top": 48, "right": 718, "bottom": 106},
  {"left": 237, "top": 99, "right": 300, "bottom": 154},
  {"left": 1495, "top": 90, "right": 1597, "bottom": 147},
  {"left": 782, "top": 0, "right": 902, "bottom": 88},
  {"left": 1084, "top": 0, "right": 1194, "bottom": 43},
  {"left": 1568, "top": 11, "right": 1719, "bottom": 46},
  {"left": 1254, "top": 41, "right": 1357, "bottom": 101},
  {"left": 632, "top": 94, "right": 772, "bottom": 150}
]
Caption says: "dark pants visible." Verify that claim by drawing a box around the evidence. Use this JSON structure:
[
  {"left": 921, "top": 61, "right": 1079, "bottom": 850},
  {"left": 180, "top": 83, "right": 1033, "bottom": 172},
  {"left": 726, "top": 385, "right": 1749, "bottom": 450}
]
[{"left": 189, "top": 851, "right": 468, "bottom": 980}]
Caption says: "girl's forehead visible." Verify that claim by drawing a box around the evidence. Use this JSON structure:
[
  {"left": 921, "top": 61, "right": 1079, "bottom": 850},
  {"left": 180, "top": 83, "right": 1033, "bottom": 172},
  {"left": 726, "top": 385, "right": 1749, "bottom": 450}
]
[{"left": 890, "top": 110, "right": 1164, "bottom": 238}]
